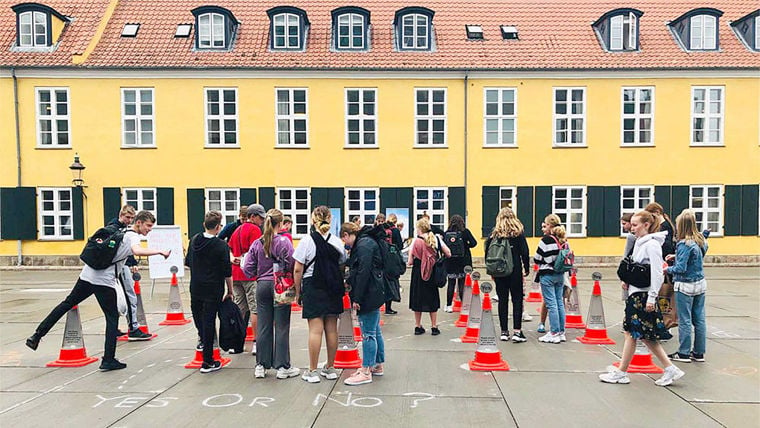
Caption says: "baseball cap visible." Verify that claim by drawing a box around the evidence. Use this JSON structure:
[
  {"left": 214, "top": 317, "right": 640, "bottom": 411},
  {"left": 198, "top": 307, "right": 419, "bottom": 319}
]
[{"left": 247, "top": 204, "right": 266, "bottom": 219}]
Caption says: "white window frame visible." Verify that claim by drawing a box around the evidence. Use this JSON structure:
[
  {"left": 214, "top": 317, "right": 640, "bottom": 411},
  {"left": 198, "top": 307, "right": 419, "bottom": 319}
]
[
  {"left": 499, "top": 187, "right": 517, "bottom": 211},
  {"left": 204, "top": 88, "right": 238, "bottom": 147},
  {"left": 277, "top": 187, "right": 310, "bottom": 238},
  {"left": 483, "top": 88, "right": 517, "bottom": 147},
  {"left": 414, "top": 187, "right": 447, "bottom": 231},
  {"left": 401, "top": 14, "right": 428, "bottom": 49},
  {"left": 198, "top": 12, "right": 225, "bottom": 48},
  {"left": 345, "top": 188, "right": 379, "bottom": 225},
  {"left": 689, "top": 185, "right": 723, "bottom": 237},
  {"left": 691, "top": 86, "right": 724, "bottom": 146},
  {"left": 553, "top": 186, "right": 586, "bottom": 237},
  {"left": 620, "top": 185, "right": 654, "bottom": 235},
  {"left": 205, "top": 188, "right": 239, "bottom": 226},
  {"left": 621, "top": 86, "right": 655, "bottom": 146},
  {"left": 755, "top": 16, "right": 760, "bottom": 50},
  {"left": 345, "top": 88, "right": 377, "bottom": 147},
  {"left": 553, "top": 87, "right": 586, "bottom": 147},
  {"left": 19, "top": 11, "right": 48, "bottom": 47},
  {"left": 123, "top": 188, "right": 157, "bottom": 217},
  {"left": 414, "top": 88, "right": 447, "bottom": 147},
  {"left": 38, "top": 187, "right": 73, "bottom": 240},
  {"left": 337, "top": 13, "right": 364, "bottom": 49},
  {"left": 273, "top": 13, "right": 300, "bottom": 49},
  {"left": 610, "top": 13, "right": 637, "bottom": 50},
  {"left": 275, "top": 88, "right": 309, "bottom": 147},
  {"left": 35, "top": 87, "right": 70, "bottom": 148},
  {"left": 121, "top": 88, "right": 155, "bottom": 148},
  {"left": 690, "top": 15, "right": 716, "bottom": 50}
]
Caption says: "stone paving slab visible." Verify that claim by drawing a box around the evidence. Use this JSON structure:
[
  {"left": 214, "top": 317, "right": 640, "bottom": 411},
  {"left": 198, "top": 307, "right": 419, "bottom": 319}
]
[{"left": 694, "top": 403, "right": 760, "bottom": 428}]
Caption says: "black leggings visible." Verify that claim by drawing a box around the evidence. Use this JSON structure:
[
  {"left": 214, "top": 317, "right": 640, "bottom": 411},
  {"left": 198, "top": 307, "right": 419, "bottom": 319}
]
[
  {"left": 446, "top": 277, "right": 464, "bottom": 306},
  {"left": 494, "top": 273, "right": 524, "bottom": 332}
]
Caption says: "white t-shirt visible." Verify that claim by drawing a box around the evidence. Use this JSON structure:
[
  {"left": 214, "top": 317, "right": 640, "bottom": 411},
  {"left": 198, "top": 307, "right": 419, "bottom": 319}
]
[
  {"left": 293, "top": 232, "right": 347, "bottom": 278},
  {"left": 79, "top": 230, "right": 141, "bottom": 288}
]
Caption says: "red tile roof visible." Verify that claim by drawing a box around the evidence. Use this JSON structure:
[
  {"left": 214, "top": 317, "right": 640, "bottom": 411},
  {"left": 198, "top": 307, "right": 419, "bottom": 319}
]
[{"left": 2, "top": 1, "right": 758, "bottom": 69}]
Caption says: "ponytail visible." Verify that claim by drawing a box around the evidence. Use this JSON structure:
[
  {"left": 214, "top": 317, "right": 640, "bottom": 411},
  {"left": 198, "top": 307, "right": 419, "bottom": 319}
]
[
  {"left": 415, "top": 217, "right": 437, "bottom": 250},
  {"left": 311, "top": 205, "right": 332, "bottom": 235},
  {"left": 543, "top": 213, "right": 566, "bottom": 243},
  {"left": 262, "top": 209, "right": 284, "bottom": 257}
]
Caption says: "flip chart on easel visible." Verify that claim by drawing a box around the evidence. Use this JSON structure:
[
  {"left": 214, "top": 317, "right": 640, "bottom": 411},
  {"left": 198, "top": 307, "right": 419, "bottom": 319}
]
[{"left": 146, "top": 225, "right": 185, "bottom": 279}]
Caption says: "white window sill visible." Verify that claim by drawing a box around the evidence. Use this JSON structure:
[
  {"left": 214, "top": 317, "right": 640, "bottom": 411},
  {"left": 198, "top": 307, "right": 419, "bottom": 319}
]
[
  {"left": 552, "top": 144, "right": 588, "bottom": 148},
  {"left": 620, "top": 143, "right": 655, "bottom": 148},
  {"left": 343, "top": 145, "right": 379, "bottom": 149},
  {"left": 121, "top": 145, "right": 157, "bottom": 149},
  {"left": 38, "top": 237, "right": 74, "bottom": 241},
  {"left": 204, "top": 145, "right": 240, "bottom": 149},
  {"left": 275, "top": 145, "right": 310, "bottom": 149},
  {"left": 35, "top": 146, "right": 72, "bottom": 150},
  {"left": 690, "top": 143, "right": 725, "bottom": 147},
  {"left": 413, "top": 144, "right": 448, "bottom": 148},
  {"left": 483, "top": 144, "right": 518, "bottom": 149}
]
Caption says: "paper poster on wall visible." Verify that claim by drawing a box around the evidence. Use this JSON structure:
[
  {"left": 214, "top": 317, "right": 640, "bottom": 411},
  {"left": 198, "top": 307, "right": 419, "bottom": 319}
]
[
  {"left": 386, "top": 208, "right": 409, "bottom": 240},
  {"left": 330, "top": 208, "right": 342, "bottom": 237},
  {"left": 146, "top": 225, "right": 185, "bottom": 279}
]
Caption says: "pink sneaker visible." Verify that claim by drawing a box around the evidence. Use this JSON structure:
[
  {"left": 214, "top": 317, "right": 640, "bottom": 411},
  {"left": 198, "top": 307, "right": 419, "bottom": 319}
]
[
  {"left": 344, "top": 369, "right": 372, "bottom": 386},
  {"left": 371, "top": 364, "right": 384, "bottom": 376}
]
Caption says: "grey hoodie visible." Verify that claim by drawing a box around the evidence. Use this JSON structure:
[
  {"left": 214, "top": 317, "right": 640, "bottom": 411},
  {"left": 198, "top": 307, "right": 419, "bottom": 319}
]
[{"left": 628, "top": 231, "right": 667, "bottom": 305}]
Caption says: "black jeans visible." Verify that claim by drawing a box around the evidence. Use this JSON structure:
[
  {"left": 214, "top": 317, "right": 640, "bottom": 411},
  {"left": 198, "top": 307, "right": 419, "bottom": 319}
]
[
  {"left": 495, "top": 273, "right": 524, "bottom": 332},
  {"left": 191, "top": 298, "right": 220, "bottom": 364},
  {"left": 446, "top": 276, "right": 464, "bottom": 306},
  {"left": 36, "top": 278, "right": 119, "bottom": 361}
]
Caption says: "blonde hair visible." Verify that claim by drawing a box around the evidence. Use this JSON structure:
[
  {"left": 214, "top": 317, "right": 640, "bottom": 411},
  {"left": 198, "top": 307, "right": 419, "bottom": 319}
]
[
  {"left": 282, "top": 216, "right": 292, "bottom": 225},
  {"left": 633, "top": 210, "right": 658, "bottom": 234},
  {"left": 311, "top": 205, "right": 332, "bottom": 234},
  {"left": 544, "top": 214, "right": 566, "bottom": 242},
  {"left": 675, "top": 209, "right": 706, "bottom": 248},
  {"left": 415, "top": 217, "right": 437, "bottom": 249},
  {"left": 340, "top": 222, "right": 360, "bottom": 237},
  {"left": 491, "top": 207, "right": 524, "bottom": 238},
  {"left": 119, "top": 205, "right": 136, "bottom": 216},
  {"left": 262, "top": 209, "right": 284, "bottom": 257},
  {"left": 387, "top": 213, "right": 398, "bottom": 225}
]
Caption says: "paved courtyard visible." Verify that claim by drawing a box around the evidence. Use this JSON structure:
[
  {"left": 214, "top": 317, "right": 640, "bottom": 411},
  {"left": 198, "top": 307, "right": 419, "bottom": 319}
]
[{"left": 0, "top": 267, "right": 757, "bottom": 427}]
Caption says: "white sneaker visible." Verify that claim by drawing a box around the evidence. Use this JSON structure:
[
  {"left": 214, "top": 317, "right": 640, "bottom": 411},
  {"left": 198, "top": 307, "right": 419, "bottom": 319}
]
[
  {"left": 500, "top": 331, "right": 509, "bottom": 341},
  {"left": 599, "top": 369, "right": 630, "bottom": 384},
  {"left": 251, "top": 342, "right": 257, "bottom": 356},
  {"left": 538, "top": 332, "right": 561, "bottom": 344},
  {"left": 302, "top": 369, "right": 321, "bottom": 383},
  {"left": 254, "top": 364, "right": 266, "bottom": 378},
  {"left": 558, "top": 332, "right": 567, "bottom": 342},
  {"left": 444, "top": 305, "right": 453, "bottom": 313},
  {"left": 522, "top": 312, "right": 533, "bottom": 322},
  {"left": 276, "top": 366, "right": 300, "bottom": 379},
  {"left": 320, "top": 367, "right": 339, "bottom": 380},
  {"left": 655, "top": 365, "right": 685, "bottom": 386},
  {"left": 492, "top": 294, "right": 499, "bottom": 302}
]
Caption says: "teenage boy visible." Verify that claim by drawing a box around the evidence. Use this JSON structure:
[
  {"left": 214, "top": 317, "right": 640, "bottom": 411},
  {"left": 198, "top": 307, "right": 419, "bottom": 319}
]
[
  {"left": 218, "top": 205, "right": 248, "bottom": 242},
  {"left": 185, "top": 211, "right": 233, "bottom": 373},
  {"left": 229, "top": 203, "right": 266, "bottom": 355},
  {"left": 26, "top": 211, "right": 170, "bottom": 371}
]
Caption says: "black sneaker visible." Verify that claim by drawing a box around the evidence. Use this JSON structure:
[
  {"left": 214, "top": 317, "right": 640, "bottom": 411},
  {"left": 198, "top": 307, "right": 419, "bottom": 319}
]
[
  {"left": 227, "top": 348, "right": 244, "bottom": 354},
  {"left": 512, "top": 331, "right": 527, "bottom": 343},
  {"left": 431, "top": 327, "right": 440, "bottom": 336},
  {"left": 99, "top": 359, "right": 127, "bottom": 371},
  {"left": 200, "top": 360, "right": 222, "bottom": 373},
  {"left": 196, "top": 340, "right": 204, "bottom": 351},
  {"left": 128, "top": 329, "right": 152, "bottom": 341},
  {"left": 26, "top": 333, "right": 41, "bottom": 351},
  {"left": 385, "top": 309, "right": 398, "bottom": 315},
  {"left": 500, "top": 331, "right": 509, "bottom": 341},
  {"left": 690, "top": 352, "right": 705, "bottom": 362},
  {"left": 414, "top": 326, "right": 425, "bottom": 335},
  {"left": 116, "top": 329, "right": 127, "bottom": 337},
  {"left": 667, "top": 352, "right": 691, "bottom": 363}
]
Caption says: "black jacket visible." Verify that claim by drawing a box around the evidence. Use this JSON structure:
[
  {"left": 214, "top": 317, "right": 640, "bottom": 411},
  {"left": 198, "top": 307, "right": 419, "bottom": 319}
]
[
  {"left": 347, "top": 226, "right": 387, "bottom": 314},
  {"left": 485, "top": 233, "right": 530, "bottom": 277},
  {"left": 444, "top": 228, "right": 478, "bottom": 273},
  {"left": 185, "top": 234, "right": 232, "bottom": 302}
]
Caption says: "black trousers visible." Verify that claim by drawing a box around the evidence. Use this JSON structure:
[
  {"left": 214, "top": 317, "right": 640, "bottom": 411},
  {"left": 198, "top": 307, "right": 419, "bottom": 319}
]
[
  {"left": 494, "top": 273, "right": 524, "bottom": 332},
  {"left": 191, "top": 298, "right": 220, "bottom": 364},
  {"left": 446, "top": 277, "right": 465, "bottom": 306},
  {"left": 36, "top": 278, "right": 119, "bottom": 361}
]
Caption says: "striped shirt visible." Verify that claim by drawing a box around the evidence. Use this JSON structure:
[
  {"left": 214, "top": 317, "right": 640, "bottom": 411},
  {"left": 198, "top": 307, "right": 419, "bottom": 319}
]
[{"left": 533, "top": 235, "right": 562, "bottom": 276}]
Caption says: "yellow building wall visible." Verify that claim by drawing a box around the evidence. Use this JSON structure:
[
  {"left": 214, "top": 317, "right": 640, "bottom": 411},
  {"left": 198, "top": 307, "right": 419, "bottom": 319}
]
[
  {"left": 1, "top": 75, "right": 758, "bottom": 258},
  {"left": 0, "top": 78, "right": 16, "bottom": 187}
]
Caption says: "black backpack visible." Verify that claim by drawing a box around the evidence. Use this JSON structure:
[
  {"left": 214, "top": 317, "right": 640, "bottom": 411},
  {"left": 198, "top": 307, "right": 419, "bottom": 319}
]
[
  {"left": 374, "top": 236, "right": 406, "bottom": 278},
  {"left": 80, "top": 224, "right": 126, "bottom": 270},
  {"left": 309, "top": 232, "right": 344, "bottom": 296},
  {"left": 444, "top": 231, "right": 465, "bottom": 258},
  {"left": 218, "top": 298, "right": 246, "bottom": 353}
]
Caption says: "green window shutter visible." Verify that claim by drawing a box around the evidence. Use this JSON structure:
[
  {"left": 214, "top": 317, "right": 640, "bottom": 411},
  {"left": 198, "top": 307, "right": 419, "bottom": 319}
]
[
  {"left": 517, "top": 186, "right": 534, "bottom": 237},
  {"left": 239, "top": 188, "right": 257, "bottom": 207},
  {"left": 380, "top": 188, "right": 398, "bottom": 213},
  {"left": 671, "top": 186, "right": 689, "bottom": 220},
  {"left": 481, "top": 186, "right": 499, "bottom": 237},
  {"left": 102, "top": 187, "right": 122, "bottom": 225},
  {"left": 741, "top": 185, "right": 759, "bottom": 236},
  {"left": 258, "top": 187, "right": 275, "bottom": 211},
  {"left": 0, "top": 187, "right": 37, "bottom": 240},
  {"left": 327, "top": 188, "right": 345, "bottom": 214},
  {"left": 603, "top": 186, "right": 621, "bottom": 236},
  {"left": 587, "top": 186, "right": 605, "bottom": 237},
  {"left": 311, "top": 187, "right": 329, "bottom": 210},
  {"left": 654, "top": 186, "right": 671, "bottom": 217},
  {"left": 156, "top": 187, "right": 174, "bottom": 225},
  {"left": 186, "top": 189, "right": 205, "bottom": 237},
  {"left": 448, "top": 187, "right": 466, "bottom": 219},
  {"left": 72, "top": 187, "right": 85, "bottom": 240},
  {"left": 724, "top": 185, "right": 742, "bottom": 236},
  {"left": 534, "top": 186, "right": 552, "bottom": 236}
]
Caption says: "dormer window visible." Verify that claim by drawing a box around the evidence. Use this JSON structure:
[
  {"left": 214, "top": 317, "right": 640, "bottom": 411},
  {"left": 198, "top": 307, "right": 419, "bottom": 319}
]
[
  {"left": 592, "top": 9, "right": 643, "bottom": 52},
  {"left": 331, "top": 7, "right": 370, "bottom": 50},
  {"left": 466, "top": 25, "right": 483, "bottom": 40},
  {"left": 729, "top": 10, "right": 760, "bottom": 52},
  {"left": 191, "top": 6, "right": 238, "bottom": 50},
  {"left": 669, "top": 8, "right": 723, "bottom": 52},
  {"left": 268, "top": 6, "right": 309, "bottom": 51},
  {"left": 394, "top": 7, "right": 434, "bottom": 51},
  {"left": 12, "top": 3, "right": 69, "bottom": 49}
]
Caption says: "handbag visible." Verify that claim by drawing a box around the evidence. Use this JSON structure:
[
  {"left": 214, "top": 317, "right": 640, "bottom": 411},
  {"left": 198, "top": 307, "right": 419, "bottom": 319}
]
[
  {"left": 272, "top": 259, "right": 296, "bottom": 305},
  {"left": 616, "top": 256, "right": 651, "bottom": 288},
  {"left": 431, "top": 236, "right": 448, "bottom": 288},
  {"left": 657, "top": 280, "right": 678, "bottom": 329}
]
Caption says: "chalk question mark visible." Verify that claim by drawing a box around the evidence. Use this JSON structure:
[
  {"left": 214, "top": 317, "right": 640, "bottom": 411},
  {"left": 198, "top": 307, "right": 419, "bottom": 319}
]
[{"left": 403, "top": 392, "right": 435, "bottom": 408}]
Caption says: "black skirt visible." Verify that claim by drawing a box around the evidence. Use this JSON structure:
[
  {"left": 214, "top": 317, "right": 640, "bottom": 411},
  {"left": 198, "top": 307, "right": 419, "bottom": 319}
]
[
  {"left": 409, "top": 259, "right": 440, "bottom": 312},
  {"left": 623, "top": 292, "right": 673, "bottom": 341},
  {"left": 301, "top": 276, "right": 343, "bottom": 320}
]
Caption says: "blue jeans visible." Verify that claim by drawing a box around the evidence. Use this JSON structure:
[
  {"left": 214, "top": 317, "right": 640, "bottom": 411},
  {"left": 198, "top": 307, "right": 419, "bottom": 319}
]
[
  {"left": 540, "top": 273, "right": 565, "bottom": 334},
  {"left": 675, "top": 291, "right": 706, "bottom": 355},
  {"left": 357, "top": 309, "right": 385, "bottom": 368}
]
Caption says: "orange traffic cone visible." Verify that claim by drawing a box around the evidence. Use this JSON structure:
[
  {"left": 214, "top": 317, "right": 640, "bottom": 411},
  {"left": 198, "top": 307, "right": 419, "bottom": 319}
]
[
  {"left": 456, "top": 271, "right": 478, "bottom": 327},
  {"left": 46, "top": 306, "right": 99, "bottom": 367},
  {"left": 564, "top": 272, "right": 586, "bottom": 329},
  {"left": 352, "top": 308, "right": 363, "bottom": 342},
  {"left": 159, "top": 272, "right": 191, "bottom": 326},
  {"left": 118, "top": 273, "right": 157, "bottom": 341},
  {"left": 454, "top": 267, "right": 473, "bottom": 312},
  {"left": 578, "top": 273, "right": 615, "bottom": 345},
  {"left": 526, "top": 264, "right": 542, "bottom": 302},
  {"left": 469, "top": 282, "right": 509, "bottom": 371},
  {"left": 185, "top": 336, "right": 231, "bottom": 369},
  {"left": 460, "top": 280, "right": 482, "bottom": 343},
  {"left": 245, "top": 326, "right": 255, "bottom": 342},
  {"left": 291, "top": 302, "right": 302, "bottom": 312},
  {"left": 613, "top": 341, "right": 663, "bottom": 373},
  {"left": 334, "top": 293, "right": 361, "bottom": 369},
  {"left": 378, "top": 304, "right": 385, "bottom": 326}
]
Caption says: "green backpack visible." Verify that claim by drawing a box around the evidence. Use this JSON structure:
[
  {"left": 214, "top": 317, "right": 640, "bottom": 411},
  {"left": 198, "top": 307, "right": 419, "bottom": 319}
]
[{"left": 485, "top": 237, "right": 514, "bottom": 278}]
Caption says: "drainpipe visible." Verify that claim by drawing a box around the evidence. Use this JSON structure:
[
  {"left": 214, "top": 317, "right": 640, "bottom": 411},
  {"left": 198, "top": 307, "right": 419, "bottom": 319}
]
[
  {"left": 463, "top": 71, "right": 469, "bottom": 223},
  {"left": 12, "top": 67, "right": 22, "bottom": 266}
]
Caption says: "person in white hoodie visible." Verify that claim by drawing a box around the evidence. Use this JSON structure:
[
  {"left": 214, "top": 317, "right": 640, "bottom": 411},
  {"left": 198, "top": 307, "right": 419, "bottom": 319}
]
[{"left": 600, "top": 210, "right": 685, "bottom": 387}]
